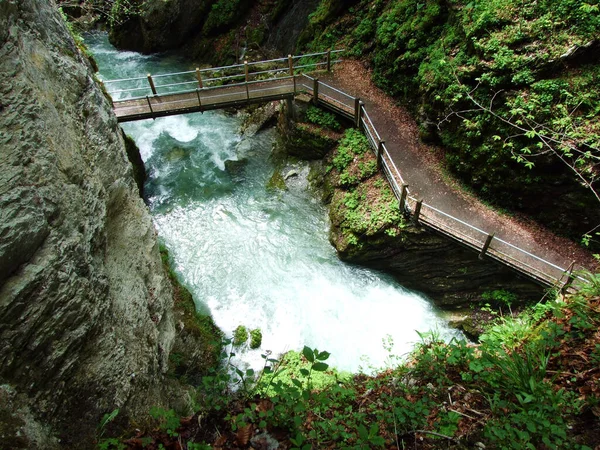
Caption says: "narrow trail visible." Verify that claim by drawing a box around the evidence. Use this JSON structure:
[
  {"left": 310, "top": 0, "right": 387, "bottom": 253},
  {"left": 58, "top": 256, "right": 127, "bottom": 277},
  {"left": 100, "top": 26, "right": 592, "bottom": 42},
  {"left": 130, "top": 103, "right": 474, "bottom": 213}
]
[{"left": 322, "top": 60, "right": 598, "bottom": 274}]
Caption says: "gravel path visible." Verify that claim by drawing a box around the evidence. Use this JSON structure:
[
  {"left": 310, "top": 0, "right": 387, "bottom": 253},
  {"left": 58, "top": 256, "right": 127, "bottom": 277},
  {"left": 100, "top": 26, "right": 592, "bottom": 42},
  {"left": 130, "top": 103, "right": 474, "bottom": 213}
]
[{"left": 321, "top": 61, "right": 598, "bottom": 277}]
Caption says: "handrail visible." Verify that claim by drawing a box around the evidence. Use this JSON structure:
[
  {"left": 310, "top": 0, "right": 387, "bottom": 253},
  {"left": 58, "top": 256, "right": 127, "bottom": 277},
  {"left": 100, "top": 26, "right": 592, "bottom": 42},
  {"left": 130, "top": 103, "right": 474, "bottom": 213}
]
[{"left": 102, "top": 49, "right": 343, "bottom": 95}]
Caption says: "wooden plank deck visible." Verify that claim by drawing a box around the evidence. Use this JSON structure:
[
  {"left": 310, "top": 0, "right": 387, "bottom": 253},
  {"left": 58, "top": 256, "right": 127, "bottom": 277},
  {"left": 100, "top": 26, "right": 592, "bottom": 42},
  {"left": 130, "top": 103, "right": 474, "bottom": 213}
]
[{"left": 113, "top": 79, "right": 296, "bottom": 123}]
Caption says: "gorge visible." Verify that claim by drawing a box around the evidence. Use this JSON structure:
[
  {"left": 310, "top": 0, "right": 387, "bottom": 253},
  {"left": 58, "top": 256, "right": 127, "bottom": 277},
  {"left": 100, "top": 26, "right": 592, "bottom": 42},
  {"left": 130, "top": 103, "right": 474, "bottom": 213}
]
[{"left": 1, "top": 0, "right": 599, "bottom": 448}]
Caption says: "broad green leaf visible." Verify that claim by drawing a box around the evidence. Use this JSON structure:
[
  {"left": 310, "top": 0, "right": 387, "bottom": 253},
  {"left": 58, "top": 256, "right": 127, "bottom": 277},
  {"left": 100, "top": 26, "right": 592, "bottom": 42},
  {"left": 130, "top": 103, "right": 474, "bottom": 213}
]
[
  {"left": 316, "top": 351, "right": 331, "bottom": 361},
  {"left": 302, "top": 345, "right": 315, "bottom": 363},
  {"left": 312, "top": 362, "right": 329, "bottom": 372}
]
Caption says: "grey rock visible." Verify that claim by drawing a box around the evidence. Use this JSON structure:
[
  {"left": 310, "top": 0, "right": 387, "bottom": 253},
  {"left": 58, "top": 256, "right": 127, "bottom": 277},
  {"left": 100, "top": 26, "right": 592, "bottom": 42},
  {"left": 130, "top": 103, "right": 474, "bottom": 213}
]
[{"left": 0, "top": 0, "right": 186, "bottom": 446}]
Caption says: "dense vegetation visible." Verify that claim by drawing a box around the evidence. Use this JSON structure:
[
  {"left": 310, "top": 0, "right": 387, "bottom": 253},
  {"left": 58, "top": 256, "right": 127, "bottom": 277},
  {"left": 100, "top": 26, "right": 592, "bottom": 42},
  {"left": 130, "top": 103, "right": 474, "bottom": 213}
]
[
  {"left": 300, "top": 0, "right": 600, "bottom": 248},
  {"left": 98, "top": 273, "right": 600, "bottom": 449}
]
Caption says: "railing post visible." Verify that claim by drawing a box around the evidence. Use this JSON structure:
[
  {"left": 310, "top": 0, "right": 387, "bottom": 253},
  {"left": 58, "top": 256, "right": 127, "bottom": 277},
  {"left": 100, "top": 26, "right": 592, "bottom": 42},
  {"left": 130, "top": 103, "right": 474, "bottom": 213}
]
[
  {"left": 313, "top": 77, "right": 319, "bottom": 105},
  {"left": 399, "top": 184, "right": 409, "bottom": 211},
  {"left": 377, "top": 140, "right": 385, "bottom": 169},
  {"left": 561, "top": 261, "right": 576, "bottom": 294},
  {"left": 289, "top": 55, "right": 297, "bottom": 94},
  {"left": 356, "top": 100, "right": 364, "bottom": 129},
  {"left": 244, "top": 60, "right": 250, "bottom": 101},
  {"left": 195, "top": 68, "right": 203, "bottom": 89},
  {"left": 195, "top": 88, "right": 202, "bottom": 108},
  {"left": 479, "top": 233, "right": 495, "bottom": 259},
  {"left": 413, "top": 200, "right": 423, "bottom": 223},
  {"left": 326, "top": 50, "right": 331, "bottom": 72},
  {"left": 147, "top": 74, "right": 157, "bottom": 95},
  {"left": 146, "top": 95, "right": 154, "bottom": 119}
]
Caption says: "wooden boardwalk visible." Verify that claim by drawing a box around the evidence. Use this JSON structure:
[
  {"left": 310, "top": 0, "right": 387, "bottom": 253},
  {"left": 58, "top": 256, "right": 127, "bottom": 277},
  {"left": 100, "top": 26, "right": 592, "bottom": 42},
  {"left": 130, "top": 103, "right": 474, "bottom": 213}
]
[
  {"left": 104, "top": 52, "right": 584, "bottom": 291},
  {"left": 113, "top": 79, "right": 297, "bottom": 122}
]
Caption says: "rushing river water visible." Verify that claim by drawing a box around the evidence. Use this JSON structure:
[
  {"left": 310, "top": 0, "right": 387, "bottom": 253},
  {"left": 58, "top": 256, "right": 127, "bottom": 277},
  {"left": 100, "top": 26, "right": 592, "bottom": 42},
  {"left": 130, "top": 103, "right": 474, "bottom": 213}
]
[{"left": 87, "top": 33, "right": 460, "bottom": 373}]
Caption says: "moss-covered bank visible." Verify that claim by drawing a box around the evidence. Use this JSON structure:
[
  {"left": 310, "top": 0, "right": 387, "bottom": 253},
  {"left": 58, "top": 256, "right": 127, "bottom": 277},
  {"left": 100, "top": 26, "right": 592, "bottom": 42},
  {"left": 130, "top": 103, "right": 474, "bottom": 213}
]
[
  {"left": 300, "top": 0, "right": 600, "bottom": 248},
  {"left": 159, "top": 244, "right": 223, "bottom": 385}
]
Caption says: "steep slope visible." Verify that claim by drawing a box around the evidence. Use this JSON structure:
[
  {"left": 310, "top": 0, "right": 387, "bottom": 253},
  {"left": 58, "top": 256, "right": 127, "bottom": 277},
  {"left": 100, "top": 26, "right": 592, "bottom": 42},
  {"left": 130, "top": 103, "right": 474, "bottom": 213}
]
[
  {"left": 0, "top": 0, "right": 183, "bottom": 446},
  {"left": 301, "top": 0, "right": 600, "bottom": 247}
]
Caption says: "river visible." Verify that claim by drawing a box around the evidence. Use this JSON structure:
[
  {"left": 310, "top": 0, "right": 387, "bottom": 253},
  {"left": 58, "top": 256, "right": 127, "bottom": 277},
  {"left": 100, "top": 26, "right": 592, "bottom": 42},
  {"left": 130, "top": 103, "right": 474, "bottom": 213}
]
[{"left": 86, "top": 32, "right": 460, "bottom": 373}]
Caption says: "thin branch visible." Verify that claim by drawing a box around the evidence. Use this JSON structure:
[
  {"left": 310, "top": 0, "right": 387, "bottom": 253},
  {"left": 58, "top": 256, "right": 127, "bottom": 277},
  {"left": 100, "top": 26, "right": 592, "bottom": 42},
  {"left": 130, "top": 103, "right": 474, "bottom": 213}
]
[{"left": 412, "top": 430, "right": 459, "bottom": 442}]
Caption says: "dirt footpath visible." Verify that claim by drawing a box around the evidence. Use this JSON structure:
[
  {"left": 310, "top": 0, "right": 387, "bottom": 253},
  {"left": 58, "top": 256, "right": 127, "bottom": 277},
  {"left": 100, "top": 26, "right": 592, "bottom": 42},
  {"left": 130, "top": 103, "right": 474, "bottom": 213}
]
[{"left": 321, "top": 60, "right": 598, "bottom": 275}]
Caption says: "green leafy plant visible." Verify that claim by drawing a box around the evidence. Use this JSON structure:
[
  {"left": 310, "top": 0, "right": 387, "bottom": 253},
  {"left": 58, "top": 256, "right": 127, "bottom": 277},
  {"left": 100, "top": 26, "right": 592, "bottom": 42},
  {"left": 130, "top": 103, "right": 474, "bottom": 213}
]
[{"left": 305, "top": 105, "right": 341, "bottom": 131}]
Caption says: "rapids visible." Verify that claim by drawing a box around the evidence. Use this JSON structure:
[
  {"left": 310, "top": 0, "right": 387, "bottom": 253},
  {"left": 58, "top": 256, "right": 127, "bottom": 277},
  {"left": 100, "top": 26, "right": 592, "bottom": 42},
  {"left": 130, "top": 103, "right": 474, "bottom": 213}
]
[{"left": 86, "top": 32, "right": 460, "bottom": 373}]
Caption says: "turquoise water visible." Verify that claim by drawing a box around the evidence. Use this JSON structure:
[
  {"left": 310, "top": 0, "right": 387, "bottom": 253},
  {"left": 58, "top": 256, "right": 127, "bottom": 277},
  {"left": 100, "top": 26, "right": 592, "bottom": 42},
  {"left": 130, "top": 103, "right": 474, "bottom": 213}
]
[{"left": 87, "top": 32, "right": 460, "bottom": 373}]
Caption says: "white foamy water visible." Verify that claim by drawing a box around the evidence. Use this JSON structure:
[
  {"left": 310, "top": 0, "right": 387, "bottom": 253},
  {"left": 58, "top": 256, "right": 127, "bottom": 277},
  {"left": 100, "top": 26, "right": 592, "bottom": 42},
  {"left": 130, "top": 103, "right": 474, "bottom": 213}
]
[{"left": 87, "top": 32, "right": 461, "bottom": 373}]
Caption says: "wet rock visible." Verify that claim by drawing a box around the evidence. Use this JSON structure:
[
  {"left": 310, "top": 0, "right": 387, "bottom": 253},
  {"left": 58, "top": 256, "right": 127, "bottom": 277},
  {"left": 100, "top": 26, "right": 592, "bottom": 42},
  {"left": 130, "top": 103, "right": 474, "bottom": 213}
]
[
  {"left": 0, "top": 1, "right": 197, "bottom": 445},
  {"left": 240, "top": 102, "right": 280, "bottom": 138},
  {"left": 225, "top": 158, "right": 249, "bottom": 176}
]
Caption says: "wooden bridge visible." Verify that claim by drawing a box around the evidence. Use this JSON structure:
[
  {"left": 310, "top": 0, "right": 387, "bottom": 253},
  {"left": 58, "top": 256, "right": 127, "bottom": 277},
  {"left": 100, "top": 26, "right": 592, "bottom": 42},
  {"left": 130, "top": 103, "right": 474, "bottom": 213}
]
[{"left": 103, "top": 51, "right": 585, "bottom": 291}]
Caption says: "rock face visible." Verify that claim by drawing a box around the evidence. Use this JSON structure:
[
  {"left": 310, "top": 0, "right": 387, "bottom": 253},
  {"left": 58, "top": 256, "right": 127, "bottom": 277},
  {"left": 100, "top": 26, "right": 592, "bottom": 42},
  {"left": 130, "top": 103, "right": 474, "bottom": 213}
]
[
  {"left": 330, "top": 221, "right": 544, "bottom": 307},
  {"left": 109, "top": 0, "right": 215, "bottom": 53},
  {"left": 0, "top": 1, "right": 181, "bottom": 446}
]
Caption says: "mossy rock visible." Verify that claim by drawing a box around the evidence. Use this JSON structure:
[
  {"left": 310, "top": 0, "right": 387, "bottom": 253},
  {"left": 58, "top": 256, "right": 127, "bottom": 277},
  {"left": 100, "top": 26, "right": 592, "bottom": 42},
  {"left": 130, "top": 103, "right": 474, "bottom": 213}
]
[
  {"left": 225, "top": 158, "right": 248, "bottom": 176},
  {"left": 233, "top": 325, "right": 249, "bottom": 346},
  {"left": 284, "top": 123, "right": 338, "bottom": 160},
  {"left": 249, "top": 328, "right": 262, "bottom": 349},
  {"left": 267, "top": 170, "right": 287, "bottom": 191}
]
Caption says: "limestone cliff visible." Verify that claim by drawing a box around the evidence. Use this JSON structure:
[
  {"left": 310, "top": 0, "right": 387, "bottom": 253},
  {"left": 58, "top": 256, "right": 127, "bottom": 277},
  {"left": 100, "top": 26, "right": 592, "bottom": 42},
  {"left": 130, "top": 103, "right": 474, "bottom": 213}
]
[{"left": 0, "top": 0, "right": 181, "bottom": 446}]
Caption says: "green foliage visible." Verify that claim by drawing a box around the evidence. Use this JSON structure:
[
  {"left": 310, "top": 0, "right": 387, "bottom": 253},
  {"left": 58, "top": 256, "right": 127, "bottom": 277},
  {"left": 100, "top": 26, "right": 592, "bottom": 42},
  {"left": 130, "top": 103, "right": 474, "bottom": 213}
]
[
  {"left": 249, "top": 328, "right": 262, "bottom": 349},
  {"left": 203, "top": 0, "right": 246, "bottom": 35},
  {"left": 233, "top": 325, "right": 248, "bottom": 346},
  {"left": 304, "top": 0, "right": 600, "bottom": 244},
  {"left": 305, "top": 106, "right": 341, "bottom": 131},
  {"left": 109, "top": 0, "right": 144, "bottom": 27},
  {"left": 97, "top": 285, "right": 600, "bottom": 448},
  {"left": 149, "top": 407, "right": 180, "bottom": 437}
]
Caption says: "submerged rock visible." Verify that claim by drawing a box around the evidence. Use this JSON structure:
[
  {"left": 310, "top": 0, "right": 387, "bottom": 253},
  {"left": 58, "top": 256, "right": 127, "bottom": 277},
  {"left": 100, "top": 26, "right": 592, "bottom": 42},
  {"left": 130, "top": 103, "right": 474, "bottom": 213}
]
[{"left": 225, "top": 158, "right": 249, "bottom": 177}]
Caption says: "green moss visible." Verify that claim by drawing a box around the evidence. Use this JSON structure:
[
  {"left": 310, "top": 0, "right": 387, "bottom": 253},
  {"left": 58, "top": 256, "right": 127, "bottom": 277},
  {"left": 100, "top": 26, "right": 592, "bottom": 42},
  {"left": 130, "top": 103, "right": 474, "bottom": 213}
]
[
  {"left": 233, "top": 325, "right": 249, "bottom": 346},
  {"left": 203, "top": 0, "right": 250, "bottom": 36},
  {"left": 249, "top": 328, "right": 262, "bottom": 349},
  {"left": 267, "top": 170, "right": 287, "bottom": 191},
  {"left": 159, "top": 244, "right": 222, "bottom": 375}
]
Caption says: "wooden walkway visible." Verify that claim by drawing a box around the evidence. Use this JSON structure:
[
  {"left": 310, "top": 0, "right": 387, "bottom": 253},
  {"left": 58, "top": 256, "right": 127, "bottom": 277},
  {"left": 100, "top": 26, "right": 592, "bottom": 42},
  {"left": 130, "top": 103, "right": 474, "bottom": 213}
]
[
  {"left": 103, "top": 52, "right": 584, "bottom": 291},
  {"left": 113, "top": 79, "right": 296, "bottom": 122}
]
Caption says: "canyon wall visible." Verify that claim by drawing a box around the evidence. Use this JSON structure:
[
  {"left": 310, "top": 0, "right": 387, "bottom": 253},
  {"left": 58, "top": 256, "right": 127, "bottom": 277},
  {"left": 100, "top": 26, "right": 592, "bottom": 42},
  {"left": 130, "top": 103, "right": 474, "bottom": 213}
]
[{"left": 0, "top": 0, "right": 183, "bottom": 446}]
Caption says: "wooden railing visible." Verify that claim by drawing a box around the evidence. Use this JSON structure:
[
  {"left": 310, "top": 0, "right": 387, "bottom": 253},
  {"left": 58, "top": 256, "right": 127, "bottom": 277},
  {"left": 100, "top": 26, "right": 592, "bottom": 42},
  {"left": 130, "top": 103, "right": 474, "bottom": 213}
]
[
  {"left": 103, "top": 54, "right": 585, "bottom": 291},
  {"left": 102, "top": 50, "right": 343, "bottom": 101},
  {"left": 299, "top": 74, "right": 585, "bottom": 291}
]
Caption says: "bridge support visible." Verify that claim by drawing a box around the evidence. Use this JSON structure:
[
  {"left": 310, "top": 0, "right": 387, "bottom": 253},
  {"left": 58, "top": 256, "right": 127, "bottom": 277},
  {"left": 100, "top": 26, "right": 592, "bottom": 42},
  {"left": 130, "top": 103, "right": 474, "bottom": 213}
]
[
  {"left": 195, "top": 68, "right": 203, "bottom": 88},
  {"left": 560, "top": 261, "right": 576, "bottom": 294},
  {"left": 479, "top": 233, "right": 495, "bottom": 259},
  {"left": 285, "top": 96, "right": 296, "bottom": 120},
  {"left": 145, "top": 96, "right": 155, "bottom": 119},
  {"left": 195, "top": 88, "right": 202, "bottom": 110},
  {"left": 355, "top": 99, "right": 364, "bottom": 129}
]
